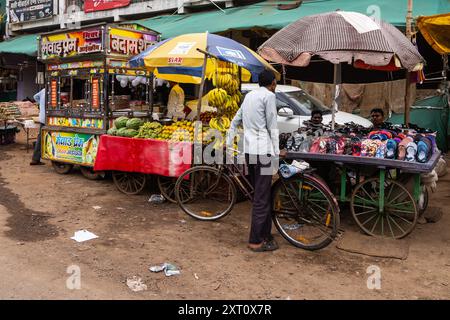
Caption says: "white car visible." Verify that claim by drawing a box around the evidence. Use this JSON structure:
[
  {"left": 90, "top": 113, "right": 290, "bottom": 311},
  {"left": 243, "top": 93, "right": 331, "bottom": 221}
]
[{"left": 241, "top": 84, "right": 372, "bottom": 133}]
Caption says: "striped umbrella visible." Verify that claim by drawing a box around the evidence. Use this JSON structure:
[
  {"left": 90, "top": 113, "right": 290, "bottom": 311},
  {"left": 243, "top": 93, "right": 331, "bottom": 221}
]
[{"left": 258, "top": 11, "right": 425, "bottom": 128}]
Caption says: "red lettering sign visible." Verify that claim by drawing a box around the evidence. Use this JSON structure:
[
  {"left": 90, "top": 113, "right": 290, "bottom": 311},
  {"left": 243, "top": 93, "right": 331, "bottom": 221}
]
[
  {"left": 168, "top": 57, "right": 183, "bottom": 65},
  {"left": 83, "top": 30, "right": 101, "bottom": 40},
  {"left": 91, "top": 78, "right": 100, "bottom": 109},
  {"left": 51, "top": 80, "right": 57, "bottom": 108},
  {"left": 84, "top": 0, "right": 131, "bottom": 13}
]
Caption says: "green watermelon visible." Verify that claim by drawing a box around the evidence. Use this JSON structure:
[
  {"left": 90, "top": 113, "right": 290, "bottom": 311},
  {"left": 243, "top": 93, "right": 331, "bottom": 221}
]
[
  {"left": 114, "top": 116, "right": 129, "bottom": 129},
  {"left": 107, "top": 127, "right": 117, "bottom": 136},
  {"left": 116, "top": 127, "right": 128, "bottom": 136},
  {"left": 123, "top": 129, "right": 138, "bottom": 137},
  {"left": 126, "top": 118, "right": 144, "bottom": 130}
]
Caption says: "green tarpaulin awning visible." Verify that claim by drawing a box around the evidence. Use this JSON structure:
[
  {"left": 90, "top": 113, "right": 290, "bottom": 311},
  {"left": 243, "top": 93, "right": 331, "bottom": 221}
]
[
  {"left": 0, "top": 34, "right": 38, "bottom": 56},
  {"left": 138, "top": 0, "right": 450, "bottom": 39},
  {"left": 1, "top": 0, "right": 450, "bottom": 56}
]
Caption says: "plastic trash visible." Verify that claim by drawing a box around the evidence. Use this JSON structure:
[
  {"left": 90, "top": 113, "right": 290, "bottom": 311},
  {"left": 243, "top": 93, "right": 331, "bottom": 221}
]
[
  {"left": 148, "top": 194, "right": 166, "bottom": 204},
  {"left": 149, "top": 263, "right": 181, "bottom": 277},
  {"left": 70, "top": 230, "right": 98, "bottom": 242},
  {"left": 126, "top": 276, "right": 147, "bottom": 292},
  {"left": 282, "top": 223, "right": 302, "bottom": 230}
]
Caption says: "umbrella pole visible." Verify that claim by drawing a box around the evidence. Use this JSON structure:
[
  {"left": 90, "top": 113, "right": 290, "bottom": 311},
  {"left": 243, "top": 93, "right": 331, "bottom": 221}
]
[
  {"left": 196, "top": 54, "right": 208, "bottom": 121},
  {"left": 332, "top": 63, "right": 342, "bottom": 130}
]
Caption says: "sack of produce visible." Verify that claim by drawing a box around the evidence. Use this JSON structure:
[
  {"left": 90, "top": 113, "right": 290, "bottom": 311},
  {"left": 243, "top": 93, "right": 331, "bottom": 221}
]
[{"left": 114, "top": 116, "right": 129, "bottom": 129}]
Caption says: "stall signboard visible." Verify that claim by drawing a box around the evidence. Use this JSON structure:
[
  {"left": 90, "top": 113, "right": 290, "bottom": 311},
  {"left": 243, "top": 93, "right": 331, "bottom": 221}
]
[
  {"left": 109, "top": 27, "right": 158, "bottom": 56},
  {"left": 47, "top": 60, "right": 104, "bottom": 71},
  {"left": 9, "top": 0, "right": 53, "bottom": 23},
  {"left": 84, "top": 0, "right": 131, "bottom": 13},
  {"left": 48, "top": 117, "right": 104, "bottom": 129},
  {"left": 39, "top": 26, "right": 158, "bottom": 60},
  {"left": 42, "top": 130, "right": 99, "bottom": 166},
  {"left": 39, "top": 28, "right": 104, "bottom": 60}
]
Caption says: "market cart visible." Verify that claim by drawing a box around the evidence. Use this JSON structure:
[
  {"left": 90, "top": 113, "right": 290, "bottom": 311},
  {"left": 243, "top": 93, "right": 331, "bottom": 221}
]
[
  {"left": 93, "top": 32, "right": 278, "bottom": 201},
  {"left": 93, "top": 135, "right": 192, "bottom": 199},
  {"left": 286, "top": 150, "right": 441, "bottom": 238},
  {"left": 37, "top": 23, "right": 160, "bottom": 179}
]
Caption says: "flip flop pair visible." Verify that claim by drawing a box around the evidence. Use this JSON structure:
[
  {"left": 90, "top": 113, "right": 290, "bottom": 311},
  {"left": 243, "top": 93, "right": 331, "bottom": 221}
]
[
  {"left": 397, "top": 137, "right": 413, "bottom": 160},
  {"left": 385, "top": 139, "right": 397, "bottom": 159}
]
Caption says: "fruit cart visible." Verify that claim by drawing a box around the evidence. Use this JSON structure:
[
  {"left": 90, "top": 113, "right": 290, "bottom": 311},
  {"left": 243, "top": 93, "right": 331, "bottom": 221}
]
[
  {"left": 285, "top": 150, "right": 441, "bottom": 238},
  {"left": 37, "top": 23, "right": 160, "bottom": 179}
]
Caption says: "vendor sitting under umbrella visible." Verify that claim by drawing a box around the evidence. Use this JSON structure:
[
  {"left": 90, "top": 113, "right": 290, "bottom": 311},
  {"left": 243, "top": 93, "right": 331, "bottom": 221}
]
[
  {"left": 166, "top": 81, "right": 185, "bottom": 119},
  {"left": 370, "top": 108, "right": 388, "bottom": 130}
]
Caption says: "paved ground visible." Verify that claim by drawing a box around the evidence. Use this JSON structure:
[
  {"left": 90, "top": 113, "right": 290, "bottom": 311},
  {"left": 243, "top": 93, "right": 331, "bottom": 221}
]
[{"left": 0, "top": 132, "right": 449, "bottom": 299}]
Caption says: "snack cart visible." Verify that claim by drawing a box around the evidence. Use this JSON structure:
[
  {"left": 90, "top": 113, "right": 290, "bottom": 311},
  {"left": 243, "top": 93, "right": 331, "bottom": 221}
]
[{"left": 37, "top": 23, "right": 160, "bottom": 179}]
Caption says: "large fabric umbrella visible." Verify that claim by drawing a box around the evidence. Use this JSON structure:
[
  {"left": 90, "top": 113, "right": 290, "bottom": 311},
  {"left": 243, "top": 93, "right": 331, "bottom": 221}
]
[
  {"left": 259, "top": 11, "right": 424, "bottom": 71},
  {"left": 129, "top": 32, "right": 279, "bottom": 84},
  {"left": 258, "top": 11, "right": 425, "bottom": 127}
]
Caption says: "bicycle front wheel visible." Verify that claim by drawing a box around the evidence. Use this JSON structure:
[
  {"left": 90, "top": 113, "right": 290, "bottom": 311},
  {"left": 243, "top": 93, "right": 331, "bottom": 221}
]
[
  {"left": 272, "top": 174, "right": 340, "bottom": 251},
  {"left": 174, "top": 166, "right": 237, "bottom": 221}
]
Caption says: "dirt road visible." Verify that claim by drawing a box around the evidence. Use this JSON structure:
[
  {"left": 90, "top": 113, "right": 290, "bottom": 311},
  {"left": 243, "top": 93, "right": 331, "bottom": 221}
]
[{"left": 1, "top": 134, "right": 450, "bottom": 299}]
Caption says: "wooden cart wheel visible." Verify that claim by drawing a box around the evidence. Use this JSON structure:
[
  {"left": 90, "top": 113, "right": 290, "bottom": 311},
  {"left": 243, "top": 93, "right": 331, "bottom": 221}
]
[
  {"left": 80, "top": 166, "right": 105, "bottom": 180},
  {"left": 157, "top": 176, "right": 192, "bottom": 203},
  {"left": 350, "top": 178, "right": 418, "bottom": 239},
  {"left": 112, "top": 171, "right": 147, "bottom": 195},
  {"left": 52, "top": 161, "right": 73, "bottom": 174},
  {"left": 157, "top": 176, "right": 177, "bottom": 203}
]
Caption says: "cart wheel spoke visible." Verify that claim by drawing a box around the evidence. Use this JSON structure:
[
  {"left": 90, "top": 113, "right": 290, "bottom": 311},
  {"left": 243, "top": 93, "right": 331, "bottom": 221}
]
[
  {"left": 354, "top": 208, "right": 377, "bottom": 216},
  {"left": 351, "top": 178, "right": 417, "bottom": 238}
]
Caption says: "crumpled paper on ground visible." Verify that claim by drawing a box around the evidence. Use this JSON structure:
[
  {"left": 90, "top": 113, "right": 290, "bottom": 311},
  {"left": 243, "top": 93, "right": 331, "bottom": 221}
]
[{"left": 126, "top": 276, "right": 147, "bottom": 292}]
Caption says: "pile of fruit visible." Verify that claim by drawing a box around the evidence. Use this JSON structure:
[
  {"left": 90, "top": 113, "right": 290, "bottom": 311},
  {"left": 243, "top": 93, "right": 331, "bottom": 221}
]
[
  {"left": 199, "top": 111, "right": 217, "bottom": 124},
  {"left": 154, "top": 120, "right": 195, "bottom": 142},
  {"left": 135, "top": 121, "right": 163, "bottom": 139},
  {"left": 107, "top": 116, "right": 144, "bottom": 137},
  {"left": 206, "top": 116, "right": 232, "bottom": 149},
  {"left": 207, "top": 88, "right": 241, "bottom": 119}
]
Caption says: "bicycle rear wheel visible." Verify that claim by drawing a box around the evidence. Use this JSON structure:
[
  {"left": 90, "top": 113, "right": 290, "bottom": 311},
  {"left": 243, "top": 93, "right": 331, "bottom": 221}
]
[
  {"left": 174, "top": 166, "right": 237, "bottom": 221},
  {"left": 272, "top": 174, "right": 340, "bottom": 251}
]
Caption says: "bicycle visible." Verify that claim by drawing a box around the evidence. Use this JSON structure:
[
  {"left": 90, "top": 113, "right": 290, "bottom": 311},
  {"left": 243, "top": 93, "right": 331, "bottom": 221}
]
[{"left": 174, "top": 150, "right": 340, "bottom": 251}]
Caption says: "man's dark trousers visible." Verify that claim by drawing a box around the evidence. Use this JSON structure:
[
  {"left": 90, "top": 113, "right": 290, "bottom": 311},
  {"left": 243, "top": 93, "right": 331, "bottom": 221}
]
[
  {"left": 32, "top": 123, "right": 44, "bottom": 162},
  {"left": 246, "top": 154, "right": 273, "bottom": 244}
]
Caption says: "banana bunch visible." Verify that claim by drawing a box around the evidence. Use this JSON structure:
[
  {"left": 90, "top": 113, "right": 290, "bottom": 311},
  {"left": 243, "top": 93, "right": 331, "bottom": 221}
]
[
  {"left": 208, "top": 88, "right": 229, "bottom": 108},
  {"left": 209, "top": 116, "right": 231, "bottom": 132},
  {"left": 216, "top": 73, "right": 239, "bottom": 95}
]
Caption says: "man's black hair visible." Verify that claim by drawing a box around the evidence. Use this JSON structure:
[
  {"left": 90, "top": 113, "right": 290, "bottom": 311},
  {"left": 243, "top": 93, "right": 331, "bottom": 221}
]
[
  {"left": 370, "top": 108, "right": 384, "bottom": 116},
  {"left": 258, "top": 69, "right": 276, "bottom": 87},
  {"left": 311, "top": 110, "right": 323, "bottom": 117}
]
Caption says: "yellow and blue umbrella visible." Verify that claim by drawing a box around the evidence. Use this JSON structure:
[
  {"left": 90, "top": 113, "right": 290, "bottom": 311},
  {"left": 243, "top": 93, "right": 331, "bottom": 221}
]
[{"left": 129, "top": 33, "right": 279, "bottom": 84}]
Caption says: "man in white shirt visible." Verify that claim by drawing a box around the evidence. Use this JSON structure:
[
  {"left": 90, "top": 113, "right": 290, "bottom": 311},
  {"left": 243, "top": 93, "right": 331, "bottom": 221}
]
[
  {"left": 30, "top": 88, "right": 46, "bottom": 165},
  {"left": 227, "top": 70, "right": 285, "bottom": 252}
]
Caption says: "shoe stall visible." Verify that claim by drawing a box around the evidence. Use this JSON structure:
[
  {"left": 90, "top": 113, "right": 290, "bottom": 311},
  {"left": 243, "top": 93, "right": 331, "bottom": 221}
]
[{"left": 259, "top": 11, "right": 442, "bottom": 239}]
